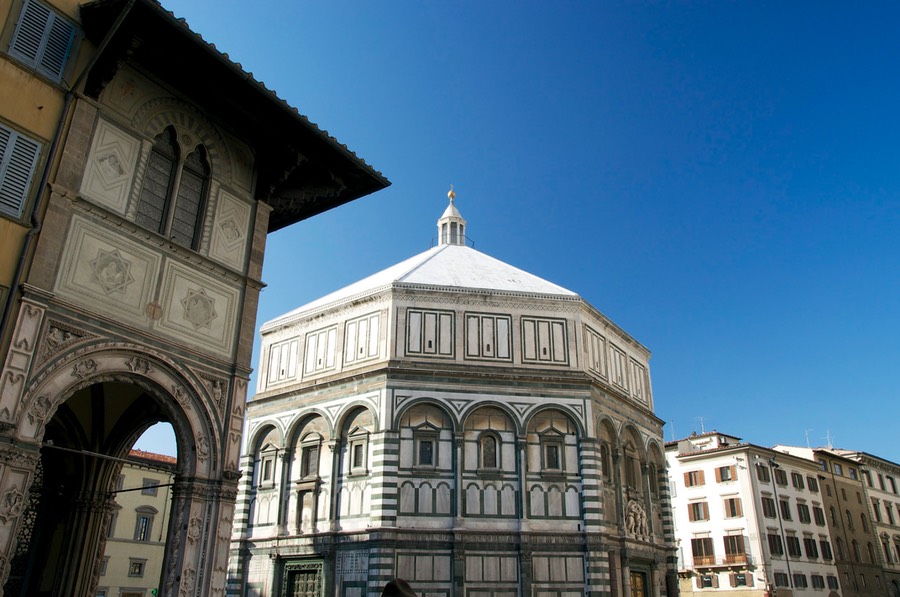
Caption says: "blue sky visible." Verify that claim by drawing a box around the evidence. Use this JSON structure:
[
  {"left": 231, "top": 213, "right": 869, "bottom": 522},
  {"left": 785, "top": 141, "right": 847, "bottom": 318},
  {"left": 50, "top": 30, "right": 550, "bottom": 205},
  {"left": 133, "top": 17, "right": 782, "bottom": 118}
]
[{"left": 136, "top": 1, "right": 900, "bottom": 461}]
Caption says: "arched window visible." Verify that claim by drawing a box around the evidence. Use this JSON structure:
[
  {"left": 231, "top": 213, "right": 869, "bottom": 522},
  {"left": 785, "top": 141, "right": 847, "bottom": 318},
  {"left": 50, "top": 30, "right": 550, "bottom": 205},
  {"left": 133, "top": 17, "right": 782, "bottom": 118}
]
[
  {"left": 867, "top": 542, "right": 876, "bottom": 563},
  {"left": 136, "top": 127, "right": 210, "bottom": 249},
  {"left": 862, "top": 514, "right": 869, "bottom": 532},
  {"left": 852, "top": 540, "right": 861, "bottom": 562},
  {"left": 480, "top": 434, "right": 498, "bottom": 469},
  {"left": 830, "top": 506, "right": 838, "bottom": 526},
  {"left": 836, "top": 537, "right": 845, "bottom": 559},
  {"left": 600, "top": 442, "right": 611, "bottom": 479},
  {"left": 846, "top": 510, "right": 854, "bottom": 530}
]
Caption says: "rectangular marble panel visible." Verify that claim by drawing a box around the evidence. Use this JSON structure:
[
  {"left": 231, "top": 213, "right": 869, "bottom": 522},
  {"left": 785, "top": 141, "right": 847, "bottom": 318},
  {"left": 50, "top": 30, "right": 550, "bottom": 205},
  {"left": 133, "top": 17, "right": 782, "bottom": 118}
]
[
  {"left": 80, "top": 118, "right": 140, "bottom": 214},
  {"left": 155, "top": 260, "right": 239, "bottom": 357},
  {"left": 208, "top": 189, "right": 251, "bottom": 271},
  {"left": 54, "top": 215, "right": 161, "bottom": 321}
]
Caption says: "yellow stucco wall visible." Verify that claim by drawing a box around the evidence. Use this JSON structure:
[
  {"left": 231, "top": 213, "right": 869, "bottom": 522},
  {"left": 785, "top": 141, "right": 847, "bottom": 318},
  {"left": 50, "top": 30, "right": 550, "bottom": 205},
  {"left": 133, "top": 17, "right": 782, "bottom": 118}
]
[
  {"left": 0, "top": 59, "right": 66, "bottom": 141},
  {"left": 0, "top": 220, "right": 27, "bottom": 287}
]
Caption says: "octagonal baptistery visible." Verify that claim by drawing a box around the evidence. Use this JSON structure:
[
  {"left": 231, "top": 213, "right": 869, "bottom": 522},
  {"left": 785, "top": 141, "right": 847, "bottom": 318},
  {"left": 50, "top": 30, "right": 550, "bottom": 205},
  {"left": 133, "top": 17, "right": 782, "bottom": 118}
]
[{"left": 230, "top": 192, "right": 677, "bottom": 597}]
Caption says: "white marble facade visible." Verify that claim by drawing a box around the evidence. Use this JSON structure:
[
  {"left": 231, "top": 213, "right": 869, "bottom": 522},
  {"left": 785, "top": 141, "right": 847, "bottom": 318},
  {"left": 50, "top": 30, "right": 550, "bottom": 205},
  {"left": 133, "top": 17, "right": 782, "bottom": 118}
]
[{"left": 231, "top": 193, "right": 677, "bottom": 597}]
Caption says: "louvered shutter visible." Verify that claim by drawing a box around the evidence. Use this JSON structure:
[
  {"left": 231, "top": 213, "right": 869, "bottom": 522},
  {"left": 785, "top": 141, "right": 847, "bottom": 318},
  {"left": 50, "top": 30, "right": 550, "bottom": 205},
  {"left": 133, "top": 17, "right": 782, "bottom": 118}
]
[
  {"left": 698, "top": 470, "right": 705, "bottom": 485},
  {"left": 711, "top": 575, "right": 719, "bottom": 588},
  {"left": 9, "top": 0, "right": 76, "bottom": 81},
  {"left": 695, "top": 577, "right": 703, "bottom": 589},
  {"left": 0, "top": 127, "right": 41, "bottom": 218},
  {"left": 715, "top": 467, "right": 722, "bottom": 482},
  {"left": 684, "top": 472, "right": 691, "bottom": 486},
  {"left": 730, "top": 573, "right": 737, "bottom": 587}
]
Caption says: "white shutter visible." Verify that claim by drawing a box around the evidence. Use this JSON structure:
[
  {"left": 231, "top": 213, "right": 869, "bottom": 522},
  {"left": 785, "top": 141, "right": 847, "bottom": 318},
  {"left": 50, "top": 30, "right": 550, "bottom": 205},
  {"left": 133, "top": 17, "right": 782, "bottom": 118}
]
[{"left": 0, "top": 127, "right": 41, "bottom": 218}]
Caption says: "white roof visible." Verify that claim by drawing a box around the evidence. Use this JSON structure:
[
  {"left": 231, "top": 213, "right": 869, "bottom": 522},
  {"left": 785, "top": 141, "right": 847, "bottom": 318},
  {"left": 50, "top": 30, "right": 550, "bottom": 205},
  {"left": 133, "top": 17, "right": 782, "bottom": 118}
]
[{"left": 268, "top": 244, "right": 577, "bottom": 326}]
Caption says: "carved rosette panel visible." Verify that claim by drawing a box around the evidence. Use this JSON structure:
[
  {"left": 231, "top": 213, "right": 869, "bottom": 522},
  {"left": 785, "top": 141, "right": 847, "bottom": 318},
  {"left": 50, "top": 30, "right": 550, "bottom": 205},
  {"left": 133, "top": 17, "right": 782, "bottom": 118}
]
[{"left": 208, "top": 189, "right": 251, "bottom": 271}]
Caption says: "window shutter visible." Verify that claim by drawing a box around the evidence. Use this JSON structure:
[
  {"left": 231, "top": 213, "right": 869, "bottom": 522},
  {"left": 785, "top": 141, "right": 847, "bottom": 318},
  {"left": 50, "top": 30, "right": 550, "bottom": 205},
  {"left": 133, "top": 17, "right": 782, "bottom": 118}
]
[
  {"left": 698, "top": 470, "right": 705, "bottom": 485},
  {"left": 684, "top": 472, "right": 691, "bottom": 486},
  {"left": 735, "top": 498, "right": 743, "bottom": 517},
  {"left": 715, "top": 467, "right": 722, "bottom": 482},
  {"left": 37, "top": 12, "right": 75, "bottom": 80},
  {"left": 695, "top": 577, "right": 703, "bottom": 589},
  {"left": 0, "top": 127, "right": 41, "bottom": 218},
  {"left": 703, "top": 502, "right": 709, "bottom": 520},
  {"left": 730, "top": 573, "right": 737, "bottom": 588},
  {"left": 9, "top": 0, "right": 75, "bottom": 81},
  {"left": 688, "top": 505, "right": 696, "bottom": 522},
  {"left": 730, "top": 465, "right": 737, "bottom": 479},
  {"left": 711, "top": 574, "right": 719, "bottom": 588}
]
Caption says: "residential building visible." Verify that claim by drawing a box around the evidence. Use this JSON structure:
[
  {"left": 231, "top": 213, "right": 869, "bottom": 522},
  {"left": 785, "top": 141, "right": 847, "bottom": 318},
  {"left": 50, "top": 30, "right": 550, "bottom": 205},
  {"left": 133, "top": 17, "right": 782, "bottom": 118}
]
[
  {"left": 832, "top": 450, "right": 900, "bottom": 596},
  {"left": 0, "top": 0, "right": 388, "bottom": 594},
  {"left": 97, "top": 449, "right": 176, "bottom": 597},
  {"left": 776, "top": 447, "right": 887, "bottom": 597},
  {"left": 667, "top": 432, "right": 841, "bottom": 596},
  {"left": 230, "top": 193, "right": 677, "bottom": 596}
]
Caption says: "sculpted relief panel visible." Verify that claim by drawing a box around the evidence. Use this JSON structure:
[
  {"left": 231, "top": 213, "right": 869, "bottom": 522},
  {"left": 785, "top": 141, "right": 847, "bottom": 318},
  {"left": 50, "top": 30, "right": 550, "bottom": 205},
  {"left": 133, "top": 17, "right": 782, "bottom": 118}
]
[
  {"left": 208, "top": 189, "right": 251, "bottom": 271},
  {"left": 80, "top": 118, "right": 140, "bottom": 214}
]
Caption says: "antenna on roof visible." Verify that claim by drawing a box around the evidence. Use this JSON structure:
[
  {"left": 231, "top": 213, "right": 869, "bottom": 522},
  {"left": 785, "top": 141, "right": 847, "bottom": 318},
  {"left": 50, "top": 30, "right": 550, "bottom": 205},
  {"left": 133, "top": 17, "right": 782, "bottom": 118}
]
[
  {"left": 670, "top": 420, "right": 676, "bottom": 442},
  {"left": 697, "top": 416, "right": 705, "bottom": 434},
  {"left": 805, "top": 429, "right": 813, "bottom": 448}
]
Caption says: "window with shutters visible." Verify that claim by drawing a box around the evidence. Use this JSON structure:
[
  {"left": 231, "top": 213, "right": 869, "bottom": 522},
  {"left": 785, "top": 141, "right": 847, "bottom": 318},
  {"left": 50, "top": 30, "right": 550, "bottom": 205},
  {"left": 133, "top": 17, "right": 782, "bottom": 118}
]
[
  {"left": 8, "top": 0, "right": 77, "bottom": 82},
  {"left": 827, "top": 575, "right": 839, "bottom": 590},
  {"left": 820, "top": 539, "right": 833, "bottom": 560},
  {"left": 774, "top": 467, "right": 788, "bottom": 486},
  {"left": 267, "top": 338, "right": 299, "bottom": 385},
  {"left": 797, "top": 503, "right": 811, "bottom": 524},
  {"left": 773, "top": 572, "right": 789, "bottom": 587},
  {"left": 762, "top": 496, "right": 777, "bottom": 518},
  {"left": 793, "top": 574, "right": 808, "bottom": 589},
  {"left": 767, "top": 533, "right": 784, "bottom": 556},
  {"left": 135, "top": 127, "right": 210, "bottom": 250},
  {"left": 684, "top": 470, "right": 705, "bottom": 487},
  {"left": 0, "top": 124, "right": 41, "bottom": 219},
  {"left": 723, "top": 534, "right": 745, "bottom": 563},
  {"left": 813, "top": 506, "right": 825, "bottom": 526},
  {"left": 780, "top": 499, "right": 792, "bottom": 521},
  {"left": 807, "top": 476, "right": 819, "bottom": 492},
  {"left": 716, "top": 465, "right": 736, "bottom": 483},
  {"left": 791, "top": 472, "right": 805, "bottom": 489},
  {"left": 688, "top": 501, "right": 709, "bottom": 522},
  {"left": 756, "top": 464, "right": 770, "bottom": 482},
  {"left": 786, "top": 535, "right": 802, "bottom": 558},
  {"left": 811, "top": 575, "right": 825, "bottom": 589},
  {"left": 730, "top": 573, "right": 749, "bottom": 587},
  {"left": 804, "top": 537, "right": 819, "bottom": 559},
  {"left": 723, "top": 497, "right": 742, "bottom": 518},
  {"left": 691, "top": 537, "right": 714, "bottom": 566},
  {"left": 696, "top": 574, "right": 717, "bottom": 588}
]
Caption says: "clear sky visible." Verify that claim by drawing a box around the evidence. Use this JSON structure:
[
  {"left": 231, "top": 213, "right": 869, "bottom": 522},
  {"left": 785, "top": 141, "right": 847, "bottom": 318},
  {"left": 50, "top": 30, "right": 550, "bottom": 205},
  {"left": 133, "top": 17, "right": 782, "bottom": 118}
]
[{"left": 136, "top": 1, "right": 900, "bottom": 461}]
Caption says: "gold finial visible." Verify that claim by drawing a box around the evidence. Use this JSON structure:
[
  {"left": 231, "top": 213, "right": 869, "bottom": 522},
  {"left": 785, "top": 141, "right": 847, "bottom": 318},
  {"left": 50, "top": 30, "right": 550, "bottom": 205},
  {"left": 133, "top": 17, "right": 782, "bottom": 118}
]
[{"left": 448, "top": 184, "right": 456, "bottom": 203}]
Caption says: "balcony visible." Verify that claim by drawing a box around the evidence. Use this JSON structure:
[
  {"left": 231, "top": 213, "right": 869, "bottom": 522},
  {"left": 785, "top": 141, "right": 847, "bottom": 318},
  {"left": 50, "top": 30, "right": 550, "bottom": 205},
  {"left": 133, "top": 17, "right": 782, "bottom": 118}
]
[{"left": 688, "top": 554, "right": 752, "bottom": 569}]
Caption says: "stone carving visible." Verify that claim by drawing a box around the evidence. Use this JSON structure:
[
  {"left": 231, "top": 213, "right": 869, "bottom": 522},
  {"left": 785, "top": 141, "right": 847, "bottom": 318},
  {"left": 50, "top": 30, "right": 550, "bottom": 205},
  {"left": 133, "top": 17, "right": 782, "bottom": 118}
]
[
  {"left": 217, "top": 515, "right": 232, "bottom": 542},
  {"left": 0, "top": 487, "right": 26, "bottom": 523},
  {"left": 179, "top": 565, "right": 196, "bottom": 597},
  {"left": 202, "top": 377, "right": 227, "bottom": 413},
  {"left": 171, "top": 386, "right": 192, "bottom": 411},
  {"left": 625, "top": 498, "right": 648, "bottom": 537},
  {"left": 26, "top": 395, "right": 52, "bottom": 426},
  {"left": 97, "top": 153, "right": 125, "bottom": 178},
  {"left": 72, "top": 359, "right": 98, "bottom": 380},
  {"left": 181, "top": 288, "right": 218, "bottom": 330},
  {"left": 125, "top": 356, "right": 152, "bottom": 375},
  {"left": 89, "top": 249, "right": 135, "bottom": 295},
  {"left": 218, "top": 218, "right": 243, "bottom": 244},
  {"left": 187, "top": 515, "right": 203, "bottom": 545},
  {"left": 196, "top": 435, "right": 210, "bottom": 463},
  {"left": 210, "top": 565, "right": 227, "bottom": 595}
]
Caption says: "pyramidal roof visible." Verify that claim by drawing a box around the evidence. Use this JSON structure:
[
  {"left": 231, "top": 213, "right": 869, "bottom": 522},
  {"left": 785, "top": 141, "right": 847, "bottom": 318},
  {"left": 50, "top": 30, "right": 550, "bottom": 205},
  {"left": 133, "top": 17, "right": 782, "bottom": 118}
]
[{"left": 266, "top": 190, "right": 578, "bottom": 326}]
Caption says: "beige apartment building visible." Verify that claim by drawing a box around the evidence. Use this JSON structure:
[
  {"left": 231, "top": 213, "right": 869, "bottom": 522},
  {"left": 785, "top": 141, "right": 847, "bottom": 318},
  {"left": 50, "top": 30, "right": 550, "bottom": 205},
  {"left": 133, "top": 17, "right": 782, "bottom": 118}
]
[{"left": 97, "top": 449, "right": 176, "bottom": 597}]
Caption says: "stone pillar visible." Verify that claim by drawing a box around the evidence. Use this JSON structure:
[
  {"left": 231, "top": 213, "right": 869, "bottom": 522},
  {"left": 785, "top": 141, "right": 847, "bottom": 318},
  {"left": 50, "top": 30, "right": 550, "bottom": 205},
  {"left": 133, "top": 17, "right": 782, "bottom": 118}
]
[
  {"left": 453, "top": 432, "right": 464, "bottom": 521},
  {"left": 621, "top": 553, "right": 632, "bottom": 597},
  {"left": 0, "top": 442, "right": 40, "bottom": 590},
  {"left": 327, "top": 439, "right": 340, "bottom": 531},
  {"left": 517, "top": 436, "right": 529, "bottom": 526},
  {"left": 52, "top": 489, "right": 117, "bottom": 597},
  {"left": 520, "top": 542, "right": 533, "bottom": 597},
  {"left": 612, "top": 448, "right": 624, "bottom": 533},
  {"left": 277, "top": 450, "right": 292, "bottom": 535},
  {"left": 641, "top": 463, "right": 653, "bottom": 538},
  {"left": 453, "top": 543, "right": 466, "bottom": 596}
]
